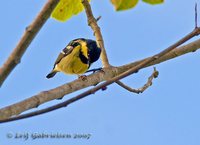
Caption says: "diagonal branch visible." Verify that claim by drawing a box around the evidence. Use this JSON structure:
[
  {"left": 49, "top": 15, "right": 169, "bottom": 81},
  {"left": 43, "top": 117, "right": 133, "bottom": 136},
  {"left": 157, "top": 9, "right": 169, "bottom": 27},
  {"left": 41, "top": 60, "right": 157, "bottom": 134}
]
[
  {"left": 82, "top": 0, "right": 110, "bottom": 67},
  {"left": 1, "top": 28, "right": 200, "bottom": 122},
  {"left": 0, "top": 68, "right": 158, "bottom": 123},
  {"left": 116, "top": 67, "right": 159, "bottom": 94},
  {"left": 0, "top": 0, "right": 60, "bottom": 87},
  {"left": 120, "top": 37, "right": 200, "bottom": 72}
]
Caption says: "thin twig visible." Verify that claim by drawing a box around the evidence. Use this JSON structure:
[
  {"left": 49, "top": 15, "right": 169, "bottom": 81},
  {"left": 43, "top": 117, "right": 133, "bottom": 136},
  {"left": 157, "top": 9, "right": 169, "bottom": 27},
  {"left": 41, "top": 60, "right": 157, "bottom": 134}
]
[
  {"left": 1, "top": 27, "right": 200, "bottom": 123},
  {"left": 195, "top": 3, "right": 198, "bottom": 28},
  {"left": 116, "top": 67, "right": 159, "bottom": 94},
  {"left": 82, "top": 0, "right": 110, "bottom": 67},
  {"left": 0, "top": 0, "right": 60, "bottom": 87}
]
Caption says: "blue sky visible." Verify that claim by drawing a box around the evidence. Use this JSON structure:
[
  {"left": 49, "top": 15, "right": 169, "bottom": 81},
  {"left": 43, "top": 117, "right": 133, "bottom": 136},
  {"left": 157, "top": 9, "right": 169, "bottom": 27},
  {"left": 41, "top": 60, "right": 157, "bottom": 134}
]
[{"left": 1, "top": 0, "right": 200, "bottom": 145}]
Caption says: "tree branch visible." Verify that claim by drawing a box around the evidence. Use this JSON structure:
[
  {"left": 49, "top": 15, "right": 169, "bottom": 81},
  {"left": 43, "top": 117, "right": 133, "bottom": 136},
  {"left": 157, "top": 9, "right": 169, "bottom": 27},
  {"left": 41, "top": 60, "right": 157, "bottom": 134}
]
[
  {"left": 82, "top": 0, "right": 110, "bottom": 67},
  {"left": 119, "top": 37, "right": 200, "bottom": 72},
  {"left": 1, "top": 29, "right": 200, "bottom": 121},
  {"left": 0, "top": 0, "right": 60, "bottom": 87},
  {"left": 116, "top": 67, "right": 159, "bottom": 94}
]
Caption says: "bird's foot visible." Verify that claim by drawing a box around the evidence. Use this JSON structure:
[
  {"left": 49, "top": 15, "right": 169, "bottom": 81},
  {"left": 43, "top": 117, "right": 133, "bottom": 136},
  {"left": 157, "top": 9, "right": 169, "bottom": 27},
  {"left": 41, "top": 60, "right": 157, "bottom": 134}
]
[{"left": 86, "top": 67, "right": 102, "bottom": 73}]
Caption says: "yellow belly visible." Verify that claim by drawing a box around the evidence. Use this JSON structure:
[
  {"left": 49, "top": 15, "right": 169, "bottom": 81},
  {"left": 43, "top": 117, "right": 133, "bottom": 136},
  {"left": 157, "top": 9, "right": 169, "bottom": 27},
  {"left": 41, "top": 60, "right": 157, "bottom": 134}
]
[{"left": 55, "top": 55, "right": 89, "bottom": 75}]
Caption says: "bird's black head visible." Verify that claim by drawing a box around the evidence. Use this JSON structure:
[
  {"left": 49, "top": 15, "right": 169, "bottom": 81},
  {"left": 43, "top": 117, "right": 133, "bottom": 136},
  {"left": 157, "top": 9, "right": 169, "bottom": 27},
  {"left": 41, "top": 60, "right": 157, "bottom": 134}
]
[{"left": 86, "top": 39, "right": 101, "bottom": 63}]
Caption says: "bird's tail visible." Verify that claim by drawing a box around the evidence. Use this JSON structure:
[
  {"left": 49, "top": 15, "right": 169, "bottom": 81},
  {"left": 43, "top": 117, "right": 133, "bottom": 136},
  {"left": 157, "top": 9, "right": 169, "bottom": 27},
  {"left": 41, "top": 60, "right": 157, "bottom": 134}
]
[{"left": 46, "top": 71, "right": 57, "bottom": 79}]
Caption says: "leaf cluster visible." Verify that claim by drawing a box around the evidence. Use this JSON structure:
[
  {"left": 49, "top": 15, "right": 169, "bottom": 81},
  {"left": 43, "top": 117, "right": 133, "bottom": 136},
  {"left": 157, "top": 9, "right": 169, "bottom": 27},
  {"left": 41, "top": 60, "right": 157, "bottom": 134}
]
[{"left": 52, "top": 0, "right": 164, "bottom": 21}]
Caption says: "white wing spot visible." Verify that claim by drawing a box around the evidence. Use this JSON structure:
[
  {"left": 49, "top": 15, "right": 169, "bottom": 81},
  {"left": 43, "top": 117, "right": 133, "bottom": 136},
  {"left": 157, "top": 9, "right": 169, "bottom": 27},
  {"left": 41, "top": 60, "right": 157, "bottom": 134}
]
[
  {"left": 67, "top": 46, "right": 73, "bottom": 49},
  {"left": 61, "top": 50, "right": 65, "bottom": 54}
]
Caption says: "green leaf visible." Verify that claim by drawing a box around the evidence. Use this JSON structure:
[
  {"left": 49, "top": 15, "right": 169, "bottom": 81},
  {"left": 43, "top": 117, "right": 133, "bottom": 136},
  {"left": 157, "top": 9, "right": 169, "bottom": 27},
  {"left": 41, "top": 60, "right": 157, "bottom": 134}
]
[
  {"left": 51, "top": 0, "right": 91, "bottom": 22},
  {"left": 142, "top": 0, "right": 164, "bottom": 5},
  {"left": 111, "top": 0, "right": 139, "bottom": 11}
]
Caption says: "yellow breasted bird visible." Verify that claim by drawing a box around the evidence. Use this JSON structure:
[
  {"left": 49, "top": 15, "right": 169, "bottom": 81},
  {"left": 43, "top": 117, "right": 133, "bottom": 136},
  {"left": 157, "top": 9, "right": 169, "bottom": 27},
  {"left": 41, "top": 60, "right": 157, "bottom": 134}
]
[{"left": 46, "top": 38, "right": 101, "bottom": 78}]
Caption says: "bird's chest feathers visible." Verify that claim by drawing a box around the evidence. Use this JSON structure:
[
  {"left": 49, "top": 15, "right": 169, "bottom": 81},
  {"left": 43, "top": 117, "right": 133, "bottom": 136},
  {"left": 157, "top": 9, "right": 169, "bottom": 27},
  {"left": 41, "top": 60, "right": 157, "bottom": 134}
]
[{"left": 55, "top": 46, "right": 89, "bottom": 74}]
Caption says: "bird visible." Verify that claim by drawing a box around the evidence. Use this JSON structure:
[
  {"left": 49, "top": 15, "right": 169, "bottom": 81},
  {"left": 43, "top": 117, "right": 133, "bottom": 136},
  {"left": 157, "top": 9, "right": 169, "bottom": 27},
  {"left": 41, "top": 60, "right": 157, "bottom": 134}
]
[{"left": 46, "top": 38, "right": 101, "bottom": 79}]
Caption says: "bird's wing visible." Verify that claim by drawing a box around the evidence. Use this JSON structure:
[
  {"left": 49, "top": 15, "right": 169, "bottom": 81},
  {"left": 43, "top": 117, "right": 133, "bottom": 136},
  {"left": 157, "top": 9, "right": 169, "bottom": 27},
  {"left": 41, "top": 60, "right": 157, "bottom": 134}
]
[
  {"left": 52, "top": 46, "right": 74, "bottom": 69},
  {"left": 52, "top": 39, "right": 83, "bottom": 69}
]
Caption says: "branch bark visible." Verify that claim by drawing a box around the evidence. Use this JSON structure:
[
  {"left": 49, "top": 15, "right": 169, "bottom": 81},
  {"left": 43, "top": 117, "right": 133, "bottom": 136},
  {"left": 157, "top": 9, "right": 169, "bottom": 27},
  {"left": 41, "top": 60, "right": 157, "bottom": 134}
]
[
  {"left": 0, "top": 0, "right": 60, "bottom": 87},
  {"left": 82, "top": 0, "right": 110, "bottom": 67},
  {"left": 116, "top": 67, "right": 159, "bottom": 94},
  {"left": 0, "top": 36, "right": 200, "bottom": 120}
]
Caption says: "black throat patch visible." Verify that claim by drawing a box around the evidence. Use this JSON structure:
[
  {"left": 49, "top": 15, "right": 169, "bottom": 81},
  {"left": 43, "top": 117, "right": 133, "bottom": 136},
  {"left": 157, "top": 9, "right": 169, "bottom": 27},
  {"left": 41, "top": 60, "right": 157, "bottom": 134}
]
[{"left": 79, "top": 49, "right": 89, "bottom": 64}]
